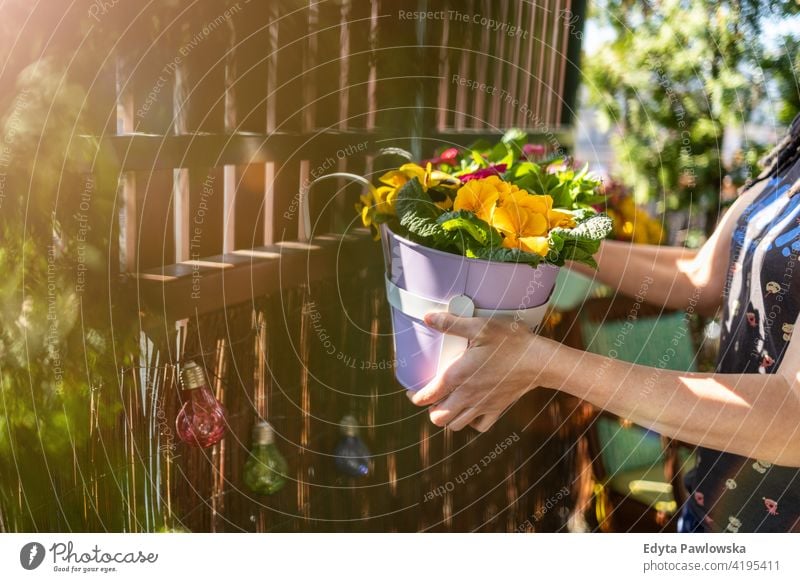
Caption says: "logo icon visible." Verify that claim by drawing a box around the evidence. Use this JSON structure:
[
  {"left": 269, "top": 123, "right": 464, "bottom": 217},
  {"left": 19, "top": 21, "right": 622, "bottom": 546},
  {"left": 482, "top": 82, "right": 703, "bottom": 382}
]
[{"left": 20, "top": 542, "right": 46, "bottom": 570}]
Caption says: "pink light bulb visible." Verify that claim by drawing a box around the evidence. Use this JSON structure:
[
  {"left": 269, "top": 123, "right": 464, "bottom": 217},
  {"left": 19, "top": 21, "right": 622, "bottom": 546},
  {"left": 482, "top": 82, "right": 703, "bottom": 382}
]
[{"left": 176, "top": 361, "right": 227, "bottom": 448}]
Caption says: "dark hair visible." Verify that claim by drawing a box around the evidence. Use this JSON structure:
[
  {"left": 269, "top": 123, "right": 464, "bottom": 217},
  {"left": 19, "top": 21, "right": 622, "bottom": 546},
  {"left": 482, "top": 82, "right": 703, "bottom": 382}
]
[{"left": 745, "top": 112, "right": 800, "bottom": 196}]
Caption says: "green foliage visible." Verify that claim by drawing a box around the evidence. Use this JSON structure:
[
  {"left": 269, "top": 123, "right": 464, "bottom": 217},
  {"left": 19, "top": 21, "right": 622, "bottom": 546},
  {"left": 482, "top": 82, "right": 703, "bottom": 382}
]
[
  {"left": 762, "top": 35, "right": 800, "bottom": 125},
  {"left": 437, "top": 210, "right": 503, "bottom": 248},
  {"left": 0, "top": 57, "right": 139, "bottom": 530},
  {"left": 469, "top": 246, "right": 544, "bottom": 267},
  {"left": 507, "top": 162, "right": 605, "bottom": 208},
  {"left": 395, "top": 178, "right": 450, "bottom": 245},
  {"left": 585, "top": 0, "right": 798, "bottom": 213},
  {"left": 548, "top": 215, "right": 614, "bottom": 269}
]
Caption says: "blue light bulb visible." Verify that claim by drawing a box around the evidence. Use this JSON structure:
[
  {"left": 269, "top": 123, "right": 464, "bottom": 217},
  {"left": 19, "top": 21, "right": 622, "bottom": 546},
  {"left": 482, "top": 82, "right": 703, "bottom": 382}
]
[{"left": 334, "top": 415, "right": 371, "bottom": 477}]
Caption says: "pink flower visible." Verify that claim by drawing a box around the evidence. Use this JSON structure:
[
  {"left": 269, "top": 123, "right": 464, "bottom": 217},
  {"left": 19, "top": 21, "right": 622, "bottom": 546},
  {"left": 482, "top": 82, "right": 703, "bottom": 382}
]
[
  {"left": 427, "top": 147, "right": 460, "bottom": 166},
  {"left": 459, "top": 164, "right": 507, "bottom": 182},
  {"left": 521, "top": 143, "right": 546, "bottom": 159}
]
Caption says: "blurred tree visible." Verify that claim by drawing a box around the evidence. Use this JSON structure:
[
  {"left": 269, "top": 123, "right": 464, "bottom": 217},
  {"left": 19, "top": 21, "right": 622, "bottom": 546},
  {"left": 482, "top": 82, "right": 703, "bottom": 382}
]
[
  {"left": 585, "top": 0, "right": 799, "bottom": 231},
  {"left": 762, "top": 35, "right": 800, "bottom": 125}
]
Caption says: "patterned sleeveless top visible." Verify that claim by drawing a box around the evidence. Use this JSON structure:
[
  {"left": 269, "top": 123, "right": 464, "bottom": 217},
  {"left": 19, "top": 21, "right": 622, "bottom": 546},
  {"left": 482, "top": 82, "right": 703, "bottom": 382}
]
[{"left": 683, "top": 161, "right": 800, "bottom": 533}]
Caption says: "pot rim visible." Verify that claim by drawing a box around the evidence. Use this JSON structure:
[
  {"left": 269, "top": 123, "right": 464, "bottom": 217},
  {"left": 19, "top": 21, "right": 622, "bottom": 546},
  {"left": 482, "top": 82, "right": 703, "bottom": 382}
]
[{"left": 381, "top": 224, "right": 560, "bottom": 273}]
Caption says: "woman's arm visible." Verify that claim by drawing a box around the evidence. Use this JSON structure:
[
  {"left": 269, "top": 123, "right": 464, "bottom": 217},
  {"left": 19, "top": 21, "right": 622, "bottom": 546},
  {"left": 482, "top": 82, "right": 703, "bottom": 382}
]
[
  {"left": 410, "top": 312, "right": 800, "bottom": 467},
  {"left": 570, "top": 185, "right": 763, "bottom": 316}
]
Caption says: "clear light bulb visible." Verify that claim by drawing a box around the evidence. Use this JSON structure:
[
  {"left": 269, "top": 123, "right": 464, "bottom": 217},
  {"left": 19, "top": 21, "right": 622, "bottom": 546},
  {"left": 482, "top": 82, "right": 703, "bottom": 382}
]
[
  {"left": 243, "top": 421, "right": 288, "bottom": 495},
  {"left": 334, "top": 415, "right": 371, "bottom": 477},
  {"left": 175, "top": 361, "right": 227, "bottom": 448}
]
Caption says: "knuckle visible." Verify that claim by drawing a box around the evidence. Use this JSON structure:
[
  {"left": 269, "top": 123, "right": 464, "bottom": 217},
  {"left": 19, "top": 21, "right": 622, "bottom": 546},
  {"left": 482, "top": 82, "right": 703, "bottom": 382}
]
[{"left": 442, "top": 367, "right": 465, "bottom": 387}]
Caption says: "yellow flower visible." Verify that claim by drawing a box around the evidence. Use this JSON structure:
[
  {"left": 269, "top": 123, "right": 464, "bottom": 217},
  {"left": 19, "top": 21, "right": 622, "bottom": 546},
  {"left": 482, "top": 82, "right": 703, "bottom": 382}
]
[
  {"left": 501, "top": 189, "right": 551, "bottom": 213},
  {"left": 491, "top": 203, "right": 550, "bottom": 256},
  {"left": 380, "top": 163, "right": 459, "bottom": 193},
  {"left": 453, "top": 177, "right": 503, "bottom": 222},
  {"left": 547, "top": 208, "right": 576, "bottom": 229},
  {"left": 372, "top": 163, "right": 459, "bottom": 218},
  {"left": 355, "top": 184, "right": 385, "bottom": 239},
  {"left": 502, "top": 190, "right": 575, "bottom": 229}
]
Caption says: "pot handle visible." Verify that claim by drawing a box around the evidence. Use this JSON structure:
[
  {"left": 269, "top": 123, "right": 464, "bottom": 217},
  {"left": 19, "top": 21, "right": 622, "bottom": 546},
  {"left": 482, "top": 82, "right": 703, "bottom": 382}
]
[
  {"left": 298, "top": 173, "right": 373, "bottom": 242},
  {"left": 297, "top": 147, "right": 413, "bottom": 242},
  {"left": 437, "top": 295, "right": 475, "bottom": 378}
]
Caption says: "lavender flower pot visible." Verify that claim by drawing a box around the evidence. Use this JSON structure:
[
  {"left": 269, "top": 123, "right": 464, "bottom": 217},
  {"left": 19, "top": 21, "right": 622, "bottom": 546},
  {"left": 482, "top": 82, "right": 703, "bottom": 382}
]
[{"left": 381, "top": 225, "right": 559, "bottom": 391}]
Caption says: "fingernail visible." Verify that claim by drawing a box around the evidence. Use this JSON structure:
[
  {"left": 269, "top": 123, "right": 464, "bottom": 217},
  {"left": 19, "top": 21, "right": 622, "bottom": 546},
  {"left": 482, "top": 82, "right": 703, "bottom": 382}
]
[{"left": 424, "top": 313, "right": 441, "bottom": 327}]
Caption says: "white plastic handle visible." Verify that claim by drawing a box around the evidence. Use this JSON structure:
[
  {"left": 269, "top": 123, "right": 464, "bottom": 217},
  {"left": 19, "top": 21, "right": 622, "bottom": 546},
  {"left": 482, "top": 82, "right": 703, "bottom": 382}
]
[
  {"left": 384, "top": 276, "right": 550, "bottom": 330},
  {"left": 437, "top": 295, "right": 475, "bottom": 377}
]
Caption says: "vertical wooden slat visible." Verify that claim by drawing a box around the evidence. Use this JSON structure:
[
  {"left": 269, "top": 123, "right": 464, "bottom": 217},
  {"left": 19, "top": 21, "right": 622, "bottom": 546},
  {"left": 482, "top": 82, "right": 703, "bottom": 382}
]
[
  {"left": 555, "top": 0, "right": 574, "bottom": 125},
  {"left": 223, "top": 165, "right": 236, "bottom": 253},
  {"left": 452, "top": 0, "right": 476, "bottom": 130},
  {"left": 177, "top": 0, "right": 230, "bottom": 134},
  {"left": 519, "top": 2, "right": 537, "bottom": 128},
  {"left": 472, "top": 1, "right": 492, "bottom": 129},
  {"left": 533, "top": 3, "right": 548, "bottom": 127},
  {"left": 346, "top": 0, "right": 373, "bottom": 130},
  {"left": 545, "top": 0, "right": 563, "bottom": 127},
  {"left": 561, "top": 0, "right": 586, "bottom": 126},
  {"left": 228, "top": 1, "right": 268, "bottom": 133},
  {"left": 504, "top": 0, "right": 525, "bottom": 128},
  {"left": 271, "top": 4, "right": 307, "bottom": 241},
  {"left": 173, "top": 168, "right": 190, "bottom": 262},
  {"left": 262, "top": 2, "right": 279, "bottom": 246},
  {"left": 436, "top": 4, "right": 452, "bottom": 131},
  {"left": 484, "top": 0, "right": 508, "bottom": 128},
  {"left": 264, "top": 162, "right": 276, "bottom": 245},
  {"left": 120, "top": 171, "right": 137, "bottom": 272},
  {"left": 338, "top": 0, "right": 352, "bottom": 131},
  {"left": 366, "top": 0, "right": 379, "bottom": 130},
  {"left": 311, "top": 1, "right": 340, "bottom": 131}
]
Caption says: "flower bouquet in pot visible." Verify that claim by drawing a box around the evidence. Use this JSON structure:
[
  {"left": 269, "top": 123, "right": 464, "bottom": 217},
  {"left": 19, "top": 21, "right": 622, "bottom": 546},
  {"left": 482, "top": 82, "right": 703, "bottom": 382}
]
[{"left": 356, "top": 131, "right": 612, "bottom": 390}]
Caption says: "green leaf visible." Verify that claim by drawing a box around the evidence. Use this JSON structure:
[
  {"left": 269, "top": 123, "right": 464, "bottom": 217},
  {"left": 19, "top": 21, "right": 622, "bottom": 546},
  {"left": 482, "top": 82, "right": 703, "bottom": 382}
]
[
  {"left": 547, "top": 214, "right": 613, "bottom": 269},
  {"left": 471, "top": 246, "right": 544, "bottom": 267},
  {"left": 395, "top": 178, "right": 440, "bottom": 221},
  {"left": 488, "top": 142, "right": 513, "bottom": 165},
  {"left": 394, "top": 178, "right": 456, "bottom": 250},
  {"left": 437, "top": 210, "right": 503, "bottom": 248},
  {"left": 470, "top": 150, "right": 487, "bottom": 168}
]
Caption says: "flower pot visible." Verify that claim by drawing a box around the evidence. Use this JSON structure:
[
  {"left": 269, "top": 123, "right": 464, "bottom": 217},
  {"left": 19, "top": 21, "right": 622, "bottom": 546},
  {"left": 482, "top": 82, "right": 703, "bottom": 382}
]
[{"left": 381, "top": 225, "right": 559, "bottom": 391}]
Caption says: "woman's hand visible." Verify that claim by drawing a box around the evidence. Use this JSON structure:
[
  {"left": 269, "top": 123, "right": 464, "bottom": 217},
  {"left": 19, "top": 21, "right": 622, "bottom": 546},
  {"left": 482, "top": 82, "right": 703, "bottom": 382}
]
[{"left": 407, "top": 312, "right": 558, "bottom": 432}]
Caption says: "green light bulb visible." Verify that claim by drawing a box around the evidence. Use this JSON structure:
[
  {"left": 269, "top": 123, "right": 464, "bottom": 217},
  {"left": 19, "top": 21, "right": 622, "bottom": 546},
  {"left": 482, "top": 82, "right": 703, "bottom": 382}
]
[{"left": 243, "top": 421, "right": 288, "bottom": 495}]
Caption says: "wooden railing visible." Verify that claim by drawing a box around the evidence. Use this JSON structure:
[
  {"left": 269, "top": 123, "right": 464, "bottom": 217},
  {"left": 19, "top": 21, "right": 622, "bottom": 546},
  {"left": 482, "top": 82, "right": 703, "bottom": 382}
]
[{"left": 102, "top": 0, "right": 583, "bottom": 327}]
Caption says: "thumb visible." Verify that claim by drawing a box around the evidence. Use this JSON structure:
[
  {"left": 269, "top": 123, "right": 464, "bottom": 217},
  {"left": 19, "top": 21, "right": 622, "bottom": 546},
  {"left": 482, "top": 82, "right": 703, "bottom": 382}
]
[{"left": 423, "top": 312, "right": 486, "bottom": 340}]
